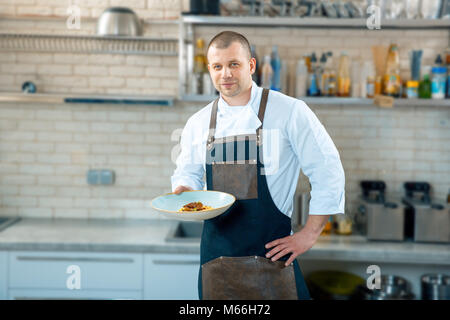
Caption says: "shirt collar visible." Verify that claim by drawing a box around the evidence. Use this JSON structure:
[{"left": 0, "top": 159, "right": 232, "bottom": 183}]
[{"left": 217, "top": 81, "right": 261, "bottom": 116}]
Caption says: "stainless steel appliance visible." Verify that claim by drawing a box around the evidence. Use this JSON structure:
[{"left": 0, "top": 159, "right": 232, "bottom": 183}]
[
  {"left": 402, "top": 182, "right": 450, "bottom": 243},
  {"left": 293, "top": 191, "right": 310, "bottom": 228},
  {"left": 356, "top": 180, "right": 405, "bottom": 241}
]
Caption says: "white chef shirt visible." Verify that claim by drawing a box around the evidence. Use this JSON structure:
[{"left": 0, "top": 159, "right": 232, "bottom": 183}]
[{"left": 171, "top": 81, "right": 345, "bottom": 217}]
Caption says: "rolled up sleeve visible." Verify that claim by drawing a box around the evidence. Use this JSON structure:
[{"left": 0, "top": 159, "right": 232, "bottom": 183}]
[
  {"left": 288, "top": 100, "right": 345, "bottom": 215},
  {"left": 170, "top": 117, "right": 205, "bottom": 192}
]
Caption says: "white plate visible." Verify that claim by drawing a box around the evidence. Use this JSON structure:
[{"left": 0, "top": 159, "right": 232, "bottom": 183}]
[{"left": 151, "top": 190, "right": 236, "bottom": 221}]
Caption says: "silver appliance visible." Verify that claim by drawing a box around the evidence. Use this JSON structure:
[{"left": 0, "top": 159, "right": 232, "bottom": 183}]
[
  {"left": 356, "top": 180, "right": 405, "bottom": 241},
  {"left": 402, "top": 182, "right": 450, "bottom": 243},
  {"left": 293, "top": 191, "right": 310, "bottom": 228}
]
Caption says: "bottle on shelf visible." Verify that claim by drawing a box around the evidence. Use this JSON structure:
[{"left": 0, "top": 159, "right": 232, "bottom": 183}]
[
  {"left": 325, "top": 52, "right": 337, "bottom": 97},
  {"left": 337, "top": 51, "right": 351, "bottom": 97},
  {"left": 295, "top": 58, "right": 308, "bottom": 97},
  {"left": 307, "top": 52, "right": 320, "bottom": 96},
  {"left": 194, "top": 38, "right": 207, "bottom": 95},
  {"left": 318, "top": 53, "right": 327, "bottom": 95},
  {"left": 383, "top": 43, "right": 401, "bottom": 98},
  {"left": 431, "top": 65, "right": 447, "bottom": 100},
  {"left": 260, "top": 55, "right": 273, "bottom": 89},
  {"left": 419, "top": 66, "right": 432, "bottom": 99},
  {"left": 366, "top": 61, "right": 376, "bottom": 98},
  {"left": 270, "top": 46, "right": 282, "bottom": 91}
]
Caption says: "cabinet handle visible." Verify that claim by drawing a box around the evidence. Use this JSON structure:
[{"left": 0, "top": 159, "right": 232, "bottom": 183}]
[
  {"left": 152, "top": 260, "right": 199, "bottom": 265},
  {"left": 16, "top": 256, "right": 134, "bottom": 263}
]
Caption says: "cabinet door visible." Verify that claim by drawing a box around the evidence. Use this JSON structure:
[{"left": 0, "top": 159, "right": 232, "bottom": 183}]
[
  {"left": 144, "top": 254, "right": 200, "bottom": 300},
  {"left": 0, "top": 252, "right": 7, "bottom": 299},
  {"left": 9, "top": 251, "right": 143, "bottom": 291},
  {"left": 8, "top": 288, "right": 142, "bottom": 300}
]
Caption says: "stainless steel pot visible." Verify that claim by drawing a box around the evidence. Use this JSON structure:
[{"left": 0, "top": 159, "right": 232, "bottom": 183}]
[
  {"left": 96, "top": 7, "right": 142, "bottom": 36},
  {"left": 353, "top": 275, "right": 415, "bottom": 300},
  {"left": 421, "top": 274, "right": 450, "bottom": 300}
]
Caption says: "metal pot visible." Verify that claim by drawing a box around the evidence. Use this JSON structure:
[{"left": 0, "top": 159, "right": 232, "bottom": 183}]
[
  {"left": 353, "top": 275, "right": 415, "bottom": 300},
  {"left": 96, "top": 7, "right": 142, "bottom": 36},
  {"left": 421, "top": 274, "right": 450, "bottom": 300}
]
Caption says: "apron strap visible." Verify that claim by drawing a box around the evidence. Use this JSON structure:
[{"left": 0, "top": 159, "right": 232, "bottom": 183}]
[
  {"left": 207, "top": 88, "right": 270, "bottom": 150},
  {"left": 257, "top": 88, "right": 269, "bottom": 146},
  {"left": 207, "top": 97, "right": 219, "bottom": 150}
]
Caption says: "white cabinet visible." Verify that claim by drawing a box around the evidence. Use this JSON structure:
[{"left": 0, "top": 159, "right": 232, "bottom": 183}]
[
  {"left": 7, "top": 251, "right": 143, "bottom": 300},
  {"left": 0, "top": 252, "right": 7, "bottom": 299},
  {"left": 144, "top": 253, "right": 200, "bottom": 300}
]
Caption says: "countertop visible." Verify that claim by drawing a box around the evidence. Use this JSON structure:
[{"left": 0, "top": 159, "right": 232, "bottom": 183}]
[{"left": 0, "top": 218, "right": 449, "bottom": 265}]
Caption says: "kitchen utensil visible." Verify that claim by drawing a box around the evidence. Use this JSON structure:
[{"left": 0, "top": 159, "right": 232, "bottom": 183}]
[
  {"left": 352, "top": 275, "right": 414, "bottom": 300},
  {"left": 420, "top": 0, "right": 442, "bottom": 19},
  {"left": 306, "top": 270, "right": 365, "bottom": 300},
  {"left": 421, "top": 274, "right": 450, "bottom": 300},
  {"left": 405, "top": 0, "right": 421, "bottom": 19},
  {"left": 151, "top": 190, "right": 236, "bottom": 221},
  {"left": 96, "top": 7, "right": 142, "bottom": 36}
]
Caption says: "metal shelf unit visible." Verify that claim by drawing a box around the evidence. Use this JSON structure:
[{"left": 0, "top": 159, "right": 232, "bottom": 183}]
[
  {"left": 178, "top": 15, "right": 450, "bottom": 103},
  {"left": 0, "top": 33, "right": 178, "bottom": 56}
]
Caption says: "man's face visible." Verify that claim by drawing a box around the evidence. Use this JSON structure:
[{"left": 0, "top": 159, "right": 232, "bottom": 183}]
[{"left": 207, "top": 41, "right": 256, "bottom": 98}]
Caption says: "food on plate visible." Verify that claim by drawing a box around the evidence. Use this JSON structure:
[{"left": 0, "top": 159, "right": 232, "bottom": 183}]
[{"left": 179, "top": 202, "right": 212, "bottom": 212}]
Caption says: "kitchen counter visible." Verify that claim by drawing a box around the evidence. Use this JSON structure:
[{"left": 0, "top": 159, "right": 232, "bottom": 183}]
[
  {"left": 0, "top": 218, "right": 449, "bottom": 265},
  {"left": 0, "top": 218, "right": 199, "bottom": 254}
]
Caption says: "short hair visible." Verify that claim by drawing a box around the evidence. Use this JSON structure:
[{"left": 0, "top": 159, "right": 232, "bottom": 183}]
[{"left": 206, "top": 31, "right": 252, "bottom": 61}]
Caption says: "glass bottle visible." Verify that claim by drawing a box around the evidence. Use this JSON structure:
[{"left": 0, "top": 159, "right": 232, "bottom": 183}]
[
  {"left": 194, "top": 38, "right": 207, "bottom": 95},
  {"left": 337, "top": 52, "right": 351, "bottom": 97}
]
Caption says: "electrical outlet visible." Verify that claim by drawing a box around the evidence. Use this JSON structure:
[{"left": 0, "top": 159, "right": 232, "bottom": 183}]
[
  {"left": 100, "top": 169, "right": 115, "bottom": 185},
  {"left": 87, "top": 169, "right": 115, "bottom": 185}
]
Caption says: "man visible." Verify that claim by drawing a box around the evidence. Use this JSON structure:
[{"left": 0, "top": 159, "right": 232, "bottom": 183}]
[{"left": 171, "top": 31, "right": 345, "bottom": 300}]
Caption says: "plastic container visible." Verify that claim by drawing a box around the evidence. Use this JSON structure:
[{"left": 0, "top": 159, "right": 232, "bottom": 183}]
[
  {"left": 431, "top": 66, "right": 447, "bottom": 99},
  {"left": 295, "top": 59, "right": 308, "bottom": 97},
  {"left": 419, "top": 67, "right": 432, "bottom": 99},
  {"left": 406, "top": 81, "right": 419, "bottom": 99},
  {"left": 383, "top": 44, "right": 401, "bottom": 97}
]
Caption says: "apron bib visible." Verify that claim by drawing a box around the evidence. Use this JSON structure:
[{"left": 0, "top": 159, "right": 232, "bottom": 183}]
[{"left": 199, "top": 89, "right": 310, "bottom": 300}]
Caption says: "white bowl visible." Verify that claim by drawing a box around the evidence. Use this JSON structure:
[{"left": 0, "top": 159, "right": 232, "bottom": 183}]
[{"left": 151, "top": 190, "right": 235, "bottom": 221}]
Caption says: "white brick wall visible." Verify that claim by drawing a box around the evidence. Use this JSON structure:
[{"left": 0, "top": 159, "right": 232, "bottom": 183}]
[{"left": 0, "top": 1, "right": 449, "bottom": 219}]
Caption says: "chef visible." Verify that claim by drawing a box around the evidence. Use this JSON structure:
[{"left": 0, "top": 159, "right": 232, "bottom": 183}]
[{"left": 171, "top": 31, "right": 345, "bottom": 300}]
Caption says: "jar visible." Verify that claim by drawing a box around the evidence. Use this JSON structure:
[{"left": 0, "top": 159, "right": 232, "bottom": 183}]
[
  {"left": 406, "top": 81, "right": 419, "bottom": 98},
  {"left": 431, "top": 67, "right": 447, "bottom": 99}
]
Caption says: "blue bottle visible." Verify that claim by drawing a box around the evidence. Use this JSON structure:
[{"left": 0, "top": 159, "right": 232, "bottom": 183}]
[
  {"left": 308, "top": 53, "right": 319, "bottom": 96},
  {"left": 270, "top": 46, "right": 282, "bottom": 91}
]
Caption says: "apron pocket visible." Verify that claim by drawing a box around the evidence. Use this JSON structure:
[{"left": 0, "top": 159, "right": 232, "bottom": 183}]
[
  {"left": 212, "top": 163, "right": 258, "bottom": 200},
  {"left": 202, "top": 256, "right": 298, "bottom": 300}
]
